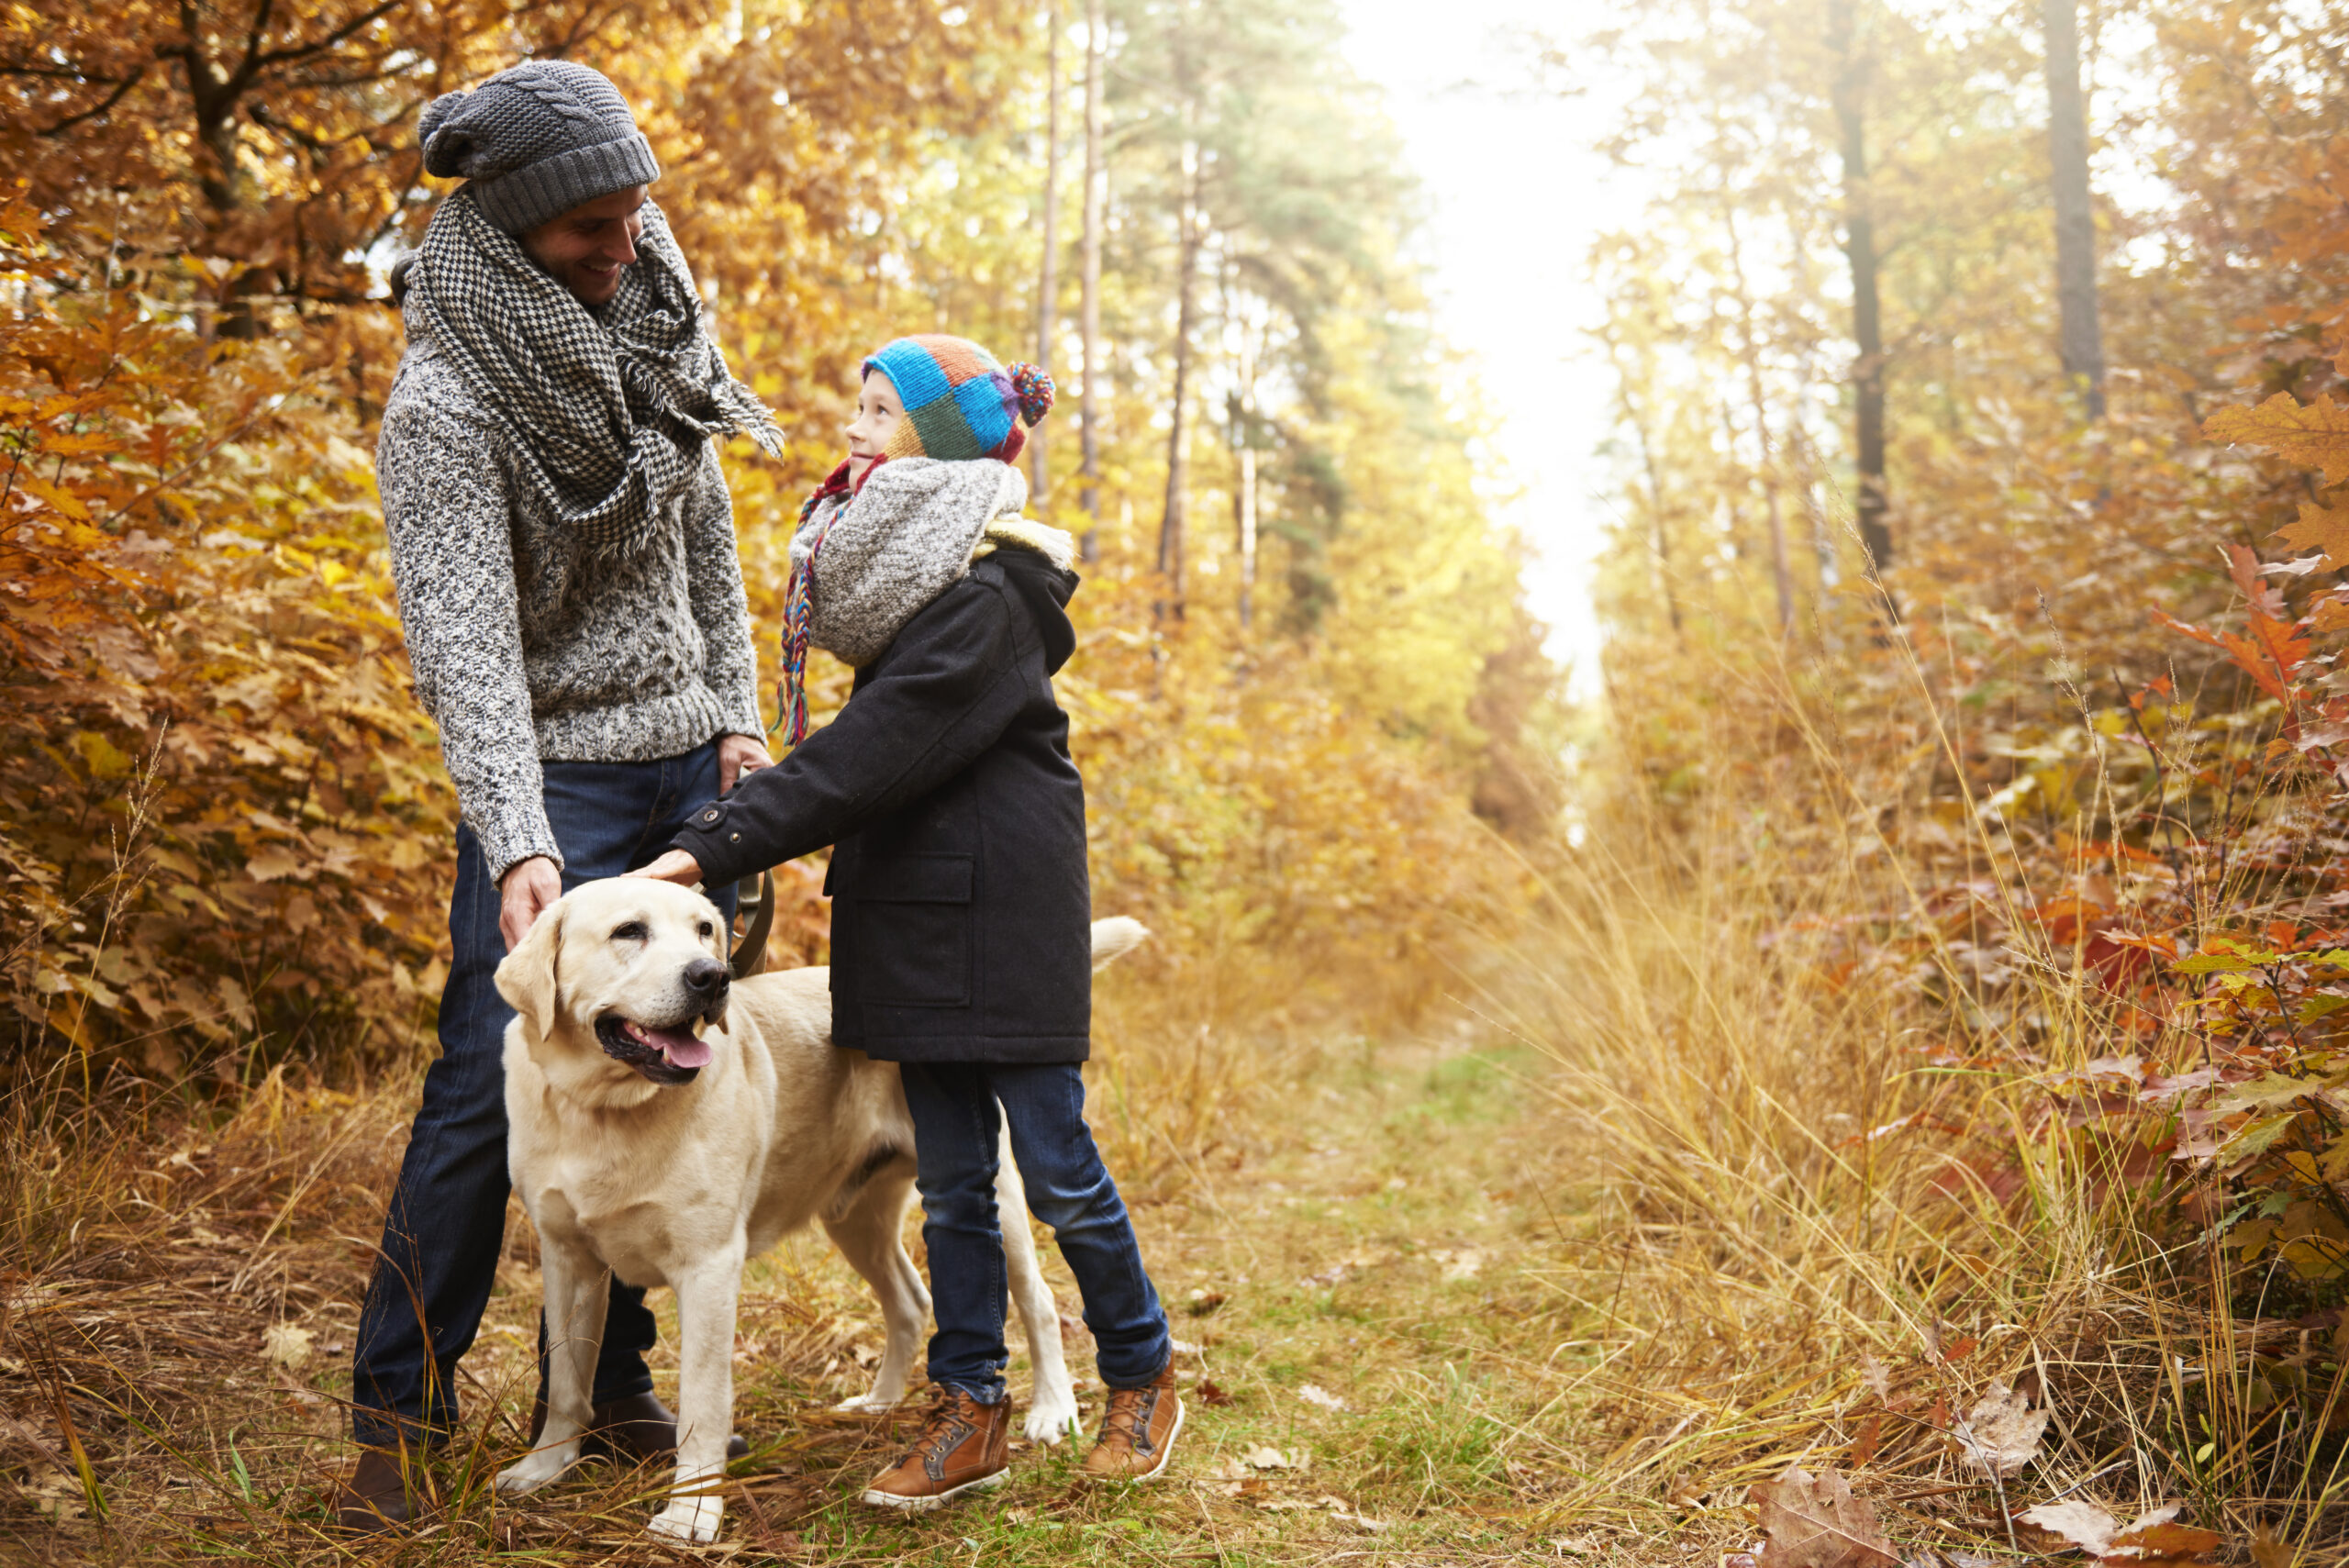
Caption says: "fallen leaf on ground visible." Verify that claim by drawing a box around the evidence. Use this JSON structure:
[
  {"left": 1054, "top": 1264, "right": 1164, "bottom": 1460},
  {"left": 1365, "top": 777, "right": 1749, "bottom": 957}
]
[
  {"left": 261, "top": 1323, "right": 314, "bottom": 1371},
  {"left": 1753, "top": 1465, "right": 1898, "bottom": 1568},
  {"left": 1297, "top": 1383, "right": 1347, "bottom": 1412},
  {"left": 1186, "top": 1288, "right": 1229, "bottom": 1317},
  {"left": 2019, "top": 1501, "right": 2130, "bottom": 1554},
  {"left": 1204, "top": 1456, "right": 1252, "bottom": 1481},
  {"left": 1244, "top": 1444, "right": 1304, "bottom": 1471},
  {"left": 2109, "top": 1520, "right": 2225, "bottom": 1561},
  {"left": 1859, "top": 1353, "right": 1891, "bottom": 1401},
  {"left": 1197, "top": 1378, "right": 1234, "bottom": 1407},
  {"left": 1954, "top": 1379, "right": 2047, "bottom": 1476},
  {"left": 23, "top": 1469, "right": 86, "bottom": 1522},
  {"left": 1551, "top": 1538, "right": 1596, "bottom": 1558},
  {"left": 1434, "top": 1245, "right": 1486, "bottom": 1281},
  {"left": 2017, "top": 1503, "right": 2188, "bottom": 1558},
  {"left": 2249, "top": 1524, "right": 2296, "bottom": 1568}
]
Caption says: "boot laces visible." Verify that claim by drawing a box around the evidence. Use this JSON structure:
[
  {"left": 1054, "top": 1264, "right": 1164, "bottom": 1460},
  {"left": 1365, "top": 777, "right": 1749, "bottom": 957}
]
[
  {"left": 1098, "top": 1385, "right": 1152, "bottom": 1451},
  {"left": 904, "top": 1387, "right": 977, "bottom": 1464}
]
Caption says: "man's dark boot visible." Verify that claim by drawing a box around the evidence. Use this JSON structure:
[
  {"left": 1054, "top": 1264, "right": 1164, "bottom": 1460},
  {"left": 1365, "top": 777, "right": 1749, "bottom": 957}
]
[
  {"left": 527, "top": 1391, "right": 750, "bottom": 1464},
  {"left": 332, "top": 1447, "right": 430, "bottom": 1534}
]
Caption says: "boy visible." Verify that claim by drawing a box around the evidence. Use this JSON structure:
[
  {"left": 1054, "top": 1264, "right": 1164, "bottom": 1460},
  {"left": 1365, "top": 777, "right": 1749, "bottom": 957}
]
[{"left": 632, "top": 335, "right": 1182, "bottom": 1508}]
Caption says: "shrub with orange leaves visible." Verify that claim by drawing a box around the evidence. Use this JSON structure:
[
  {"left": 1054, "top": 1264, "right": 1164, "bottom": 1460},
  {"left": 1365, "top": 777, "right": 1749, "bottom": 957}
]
[{"left": 1, "top": 199, "right": 451, "bottom": 1078}]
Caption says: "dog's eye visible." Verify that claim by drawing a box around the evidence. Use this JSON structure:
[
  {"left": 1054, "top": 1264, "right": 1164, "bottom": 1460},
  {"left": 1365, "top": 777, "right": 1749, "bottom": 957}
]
[
  {"left": 698, "top": 921, "right": 714, "bottom": 939},
  {"left": 612, "top": 922, "right": 648, "bottom": 942}
]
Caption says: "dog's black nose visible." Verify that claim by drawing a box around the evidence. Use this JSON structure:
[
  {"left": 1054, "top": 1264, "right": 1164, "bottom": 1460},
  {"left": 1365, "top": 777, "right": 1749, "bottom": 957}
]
[{"left": 683, "top": 957, "right": 729, "bottom": 995}]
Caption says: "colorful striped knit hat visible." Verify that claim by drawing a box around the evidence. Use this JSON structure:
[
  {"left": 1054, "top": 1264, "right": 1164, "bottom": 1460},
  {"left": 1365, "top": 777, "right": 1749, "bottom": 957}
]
[
  {"left": 863, "top": 335, "right": 1054, "bottom": 465},
  {"left": 772, "top": 336, "right": 1054, "bottom": 747}
]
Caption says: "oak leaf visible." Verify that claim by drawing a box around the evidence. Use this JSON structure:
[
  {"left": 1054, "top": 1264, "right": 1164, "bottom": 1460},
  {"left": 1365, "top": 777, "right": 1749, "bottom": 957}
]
[
  {"left": 2018, "top": 1500, "right": 2138, "bottom": 1554},
  {"left": 2108, "top": 1520, "right": 2225, "bottom": 1560},
  {"left": 2207, "top": 393, "right": 2349, "bottom": 483},
  {"left": 1753, "top": 1466, "right": 1898, "bottom": 1568},
  {"left": 1954, "top": 1379, "right": 2047, "bottom": 1475},
  {"left": 2310, "top": 595, "right": 2349, "bottom": 634}
]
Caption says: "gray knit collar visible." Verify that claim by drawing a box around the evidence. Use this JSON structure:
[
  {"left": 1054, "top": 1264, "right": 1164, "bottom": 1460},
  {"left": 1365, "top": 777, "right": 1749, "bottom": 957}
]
[
  {"left": 792, "top": 460, "right": 1029, "bottom": 668},
  {"left": 402, "top": 190, "right": 781, "bottom": 560}
]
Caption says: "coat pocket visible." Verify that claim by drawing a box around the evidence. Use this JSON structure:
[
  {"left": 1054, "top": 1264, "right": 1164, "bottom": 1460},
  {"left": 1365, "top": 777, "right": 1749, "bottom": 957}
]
[{"left": 853, "top": 853, "right": 974, "bottom": 1007}]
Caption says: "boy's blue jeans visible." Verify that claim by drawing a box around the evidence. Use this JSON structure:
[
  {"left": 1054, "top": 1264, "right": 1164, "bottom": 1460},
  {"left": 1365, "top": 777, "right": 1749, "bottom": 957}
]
[
  {"left": 350, "top": 741, "right": 737, "bottom": 1450},
  {"left": 898, "top": 1062, "right": 1174, "bottom": 1401}
]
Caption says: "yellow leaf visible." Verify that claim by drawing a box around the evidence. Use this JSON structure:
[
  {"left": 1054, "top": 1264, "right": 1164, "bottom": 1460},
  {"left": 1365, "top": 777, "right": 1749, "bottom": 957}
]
[
  {"left": 2279, "top": 500, "right": 2349, "bottom": 568},
  {"left": 2207, "top": 393, "right": 2349, "bottom": 483},
  {"left": 17, "top": 473, "right": 91, "bottom": 520}
]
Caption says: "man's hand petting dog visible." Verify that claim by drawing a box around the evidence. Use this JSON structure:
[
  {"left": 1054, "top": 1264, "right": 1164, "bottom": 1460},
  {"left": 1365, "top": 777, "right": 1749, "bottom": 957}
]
[{"left": 499, "top": 856, "right": 564, "bottom": 951}]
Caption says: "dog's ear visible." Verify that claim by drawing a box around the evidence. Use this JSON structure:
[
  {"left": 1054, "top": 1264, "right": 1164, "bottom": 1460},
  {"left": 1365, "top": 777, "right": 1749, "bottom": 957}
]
[
  {"left": 706, "top": 901, "right": 730, "bottom": 1031},
  {"left": 495, "top": 900, "right": 566, "bottom": 1040}
]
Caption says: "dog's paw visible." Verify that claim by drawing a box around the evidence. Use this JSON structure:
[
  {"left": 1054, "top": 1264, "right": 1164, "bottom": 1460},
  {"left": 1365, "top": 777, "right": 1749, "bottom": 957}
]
[
  {"left": 833, "top": 1390, "right": 903, "bottom": 1415},
  {"left": 1024, "top": 1389, "right": 1083, "bottom": 1445},
  {"left": 495, "top": 1445, "right": 580, "bottom": 1495},
  {"left": 649, "top": 1494, "right": 724, "bottom": 1543}
]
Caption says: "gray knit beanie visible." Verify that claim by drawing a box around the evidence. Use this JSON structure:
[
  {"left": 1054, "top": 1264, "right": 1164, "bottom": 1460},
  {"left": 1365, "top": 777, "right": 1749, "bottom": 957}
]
[{"left": 417, "top": 61, "right": 661, "bottom": 236}]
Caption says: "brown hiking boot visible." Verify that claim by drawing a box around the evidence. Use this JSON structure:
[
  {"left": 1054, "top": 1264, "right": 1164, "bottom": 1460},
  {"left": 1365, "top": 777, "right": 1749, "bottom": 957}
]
[
  {"left": 332, "top": 1446, "right": 432, "bottom": 1535},
  {"left": 859, "top": 1386, "right": 1011, "bottom": 1512},
  {"left": 1081, "top": 1362, "right": 1183, "bottom": 1483}
]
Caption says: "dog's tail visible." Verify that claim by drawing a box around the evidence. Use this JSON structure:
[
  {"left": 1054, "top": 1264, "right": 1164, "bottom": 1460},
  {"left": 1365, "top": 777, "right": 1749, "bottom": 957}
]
[{"left": 1088, "top": 916, "right": 1151, "bottom": 972}]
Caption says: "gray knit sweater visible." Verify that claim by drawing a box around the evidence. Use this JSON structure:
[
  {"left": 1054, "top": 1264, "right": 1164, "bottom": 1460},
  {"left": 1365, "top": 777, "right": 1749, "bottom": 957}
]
[{"left": 376, "top": 301, "right": 765, "bottom": 882}]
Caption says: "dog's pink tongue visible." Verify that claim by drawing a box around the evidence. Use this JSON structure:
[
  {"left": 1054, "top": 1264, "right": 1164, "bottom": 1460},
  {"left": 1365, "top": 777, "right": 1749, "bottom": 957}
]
[{"left": 654, "top": 1030, "right": 712, "bottom": 1069}]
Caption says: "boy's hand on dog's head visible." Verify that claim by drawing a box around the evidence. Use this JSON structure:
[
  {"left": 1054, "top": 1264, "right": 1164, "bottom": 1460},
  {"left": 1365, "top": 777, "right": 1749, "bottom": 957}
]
[{"left": 629, "top": 849, "right": 703, "bottom": 888}]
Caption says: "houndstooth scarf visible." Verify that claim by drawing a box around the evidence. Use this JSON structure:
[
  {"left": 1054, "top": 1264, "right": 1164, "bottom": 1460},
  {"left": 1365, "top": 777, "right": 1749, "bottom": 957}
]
[{"left": 400, "top": 189, "right": 783, "bottom": 559}]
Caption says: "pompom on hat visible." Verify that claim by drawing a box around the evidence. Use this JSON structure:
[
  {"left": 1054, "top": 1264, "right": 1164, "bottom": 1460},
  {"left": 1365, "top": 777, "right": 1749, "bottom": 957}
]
[{"left": 863, "top": 335, "right": 1054, "bottom": 466}]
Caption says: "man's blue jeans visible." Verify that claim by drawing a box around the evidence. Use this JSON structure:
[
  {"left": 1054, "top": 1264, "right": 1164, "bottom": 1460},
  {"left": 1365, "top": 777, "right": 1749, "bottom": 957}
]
[
  {"left": 897, "top": 1062, "right": 1173, "bottom": 1402},
  {"left": 351, "top": 741, "right": 738, "bottom": 1450}
]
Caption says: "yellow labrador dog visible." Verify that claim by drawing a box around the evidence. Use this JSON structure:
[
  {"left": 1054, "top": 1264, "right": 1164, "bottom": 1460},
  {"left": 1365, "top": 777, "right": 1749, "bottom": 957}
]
[{"left": 488, "top": 877, "right": 1146, "bottom": 1541}]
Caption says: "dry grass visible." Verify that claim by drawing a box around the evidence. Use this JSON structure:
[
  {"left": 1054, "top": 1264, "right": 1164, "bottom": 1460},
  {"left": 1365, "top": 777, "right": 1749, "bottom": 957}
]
[
  {"left": 1447, "top": 633, "right": 2349, "bottom": 1563},
  {"left": 6, "top": 658, "right": 2348, "bottom": 1564}
]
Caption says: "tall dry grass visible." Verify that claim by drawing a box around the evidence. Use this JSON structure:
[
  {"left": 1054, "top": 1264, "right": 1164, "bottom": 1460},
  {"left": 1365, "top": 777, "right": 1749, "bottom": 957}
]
[{"left": 1467, "top": 630, "right": 2349, "bottom": 1556}]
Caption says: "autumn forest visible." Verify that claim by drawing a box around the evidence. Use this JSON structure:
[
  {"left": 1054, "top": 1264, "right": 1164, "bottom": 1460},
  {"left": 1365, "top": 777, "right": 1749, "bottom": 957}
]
[{"left": 6, "top": 0, "right": 2349, "bottom": 1562}]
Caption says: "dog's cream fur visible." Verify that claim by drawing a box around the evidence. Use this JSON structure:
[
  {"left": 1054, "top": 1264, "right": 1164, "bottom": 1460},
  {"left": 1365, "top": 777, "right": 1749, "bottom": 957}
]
[{"left": 488, "top": 878, "right": 1148, "bottom": 1541}]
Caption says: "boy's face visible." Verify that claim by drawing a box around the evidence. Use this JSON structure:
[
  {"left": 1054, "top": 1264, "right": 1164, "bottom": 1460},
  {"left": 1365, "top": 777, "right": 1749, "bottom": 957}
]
[
  {"left": 519, "top": 185, "right": 649, "bottom": 307},
  {"left": 846, "top": 371, "right": 903, "bottom": 483}
]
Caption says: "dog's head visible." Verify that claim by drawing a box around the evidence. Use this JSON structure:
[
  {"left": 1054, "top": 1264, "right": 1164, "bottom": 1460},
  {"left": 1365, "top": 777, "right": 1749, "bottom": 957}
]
[{"left": 495, "top": 879, "right": 732, "bottom": 1098}]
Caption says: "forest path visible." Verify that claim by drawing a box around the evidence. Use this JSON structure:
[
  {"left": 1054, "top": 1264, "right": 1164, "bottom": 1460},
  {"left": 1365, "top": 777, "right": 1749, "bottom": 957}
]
[{"left": 8, "top": 1027, "right": 1645, "bottom": 1566}]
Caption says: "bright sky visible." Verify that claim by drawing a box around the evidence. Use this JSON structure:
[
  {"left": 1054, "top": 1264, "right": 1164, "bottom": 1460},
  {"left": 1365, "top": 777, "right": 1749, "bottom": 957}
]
[{"left": 1338, "top": 0, "right": 1637, "bottom": 697}]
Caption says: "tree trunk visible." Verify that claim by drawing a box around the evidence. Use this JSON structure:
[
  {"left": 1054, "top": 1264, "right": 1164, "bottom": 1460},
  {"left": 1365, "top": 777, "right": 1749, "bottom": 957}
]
[
  {"left": 1720, "top": 189, "right": 1793, "bottom": 634},
  {"left": 2043, "top": 0, "right": 2105, "bottom": 420},
  {"left": 1638, "top": 425, "right": 1684, "bottom": 642},
  {"left": 1233, "top": 317, "right": 1259, "bottom": 632},
  {"left": 1830, "top": 0, "right": 1891, "bottom": 574},
  {"left": 1158, "top": 135, "right": 1200, "bottom": 618},
  {"left": 1078, "top": 0, "right": 1107, "bottom": 562},
  {"left": 1031, "top": 0, "right": 1063, "bottom": 500}
]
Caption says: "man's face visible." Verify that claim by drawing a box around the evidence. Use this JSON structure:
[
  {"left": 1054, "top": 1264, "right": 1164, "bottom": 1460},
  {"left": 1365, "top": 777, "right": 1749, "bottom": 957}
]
[{"left": 519, "top": 184, "right": 650, "bottom": 306}]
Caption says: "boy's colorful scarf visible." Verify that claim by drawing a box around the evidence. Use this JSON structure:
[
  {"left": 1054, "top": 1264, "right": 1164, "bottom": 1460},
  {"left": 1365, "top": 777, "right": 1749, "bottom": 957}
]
[
  {"left": 775, "top": 460, "right": 857, "bottom": 746},
  {"left": 774, "top": 459, "right": 1069, "bottom": 747}
]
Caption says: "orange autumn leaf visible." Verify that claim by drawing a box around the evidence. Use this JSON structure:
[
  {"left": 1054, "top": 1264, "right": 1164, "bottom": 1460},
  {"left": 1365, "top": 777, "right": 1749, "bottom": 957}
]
[
  {"left": 2278, "top": 499, "right": 2349, "bottom": 568},
  {"left": 2205, "top": 393, "right": 2349, "bottom": 483}
]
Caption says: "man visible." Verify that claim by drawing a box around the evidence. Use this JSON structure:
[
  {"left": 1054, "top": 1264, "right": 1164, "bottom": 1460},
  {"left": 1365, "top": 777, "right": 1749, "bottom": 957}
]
[{"left": 337, "top": 59, "right": 780, "bottom": 1532}]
